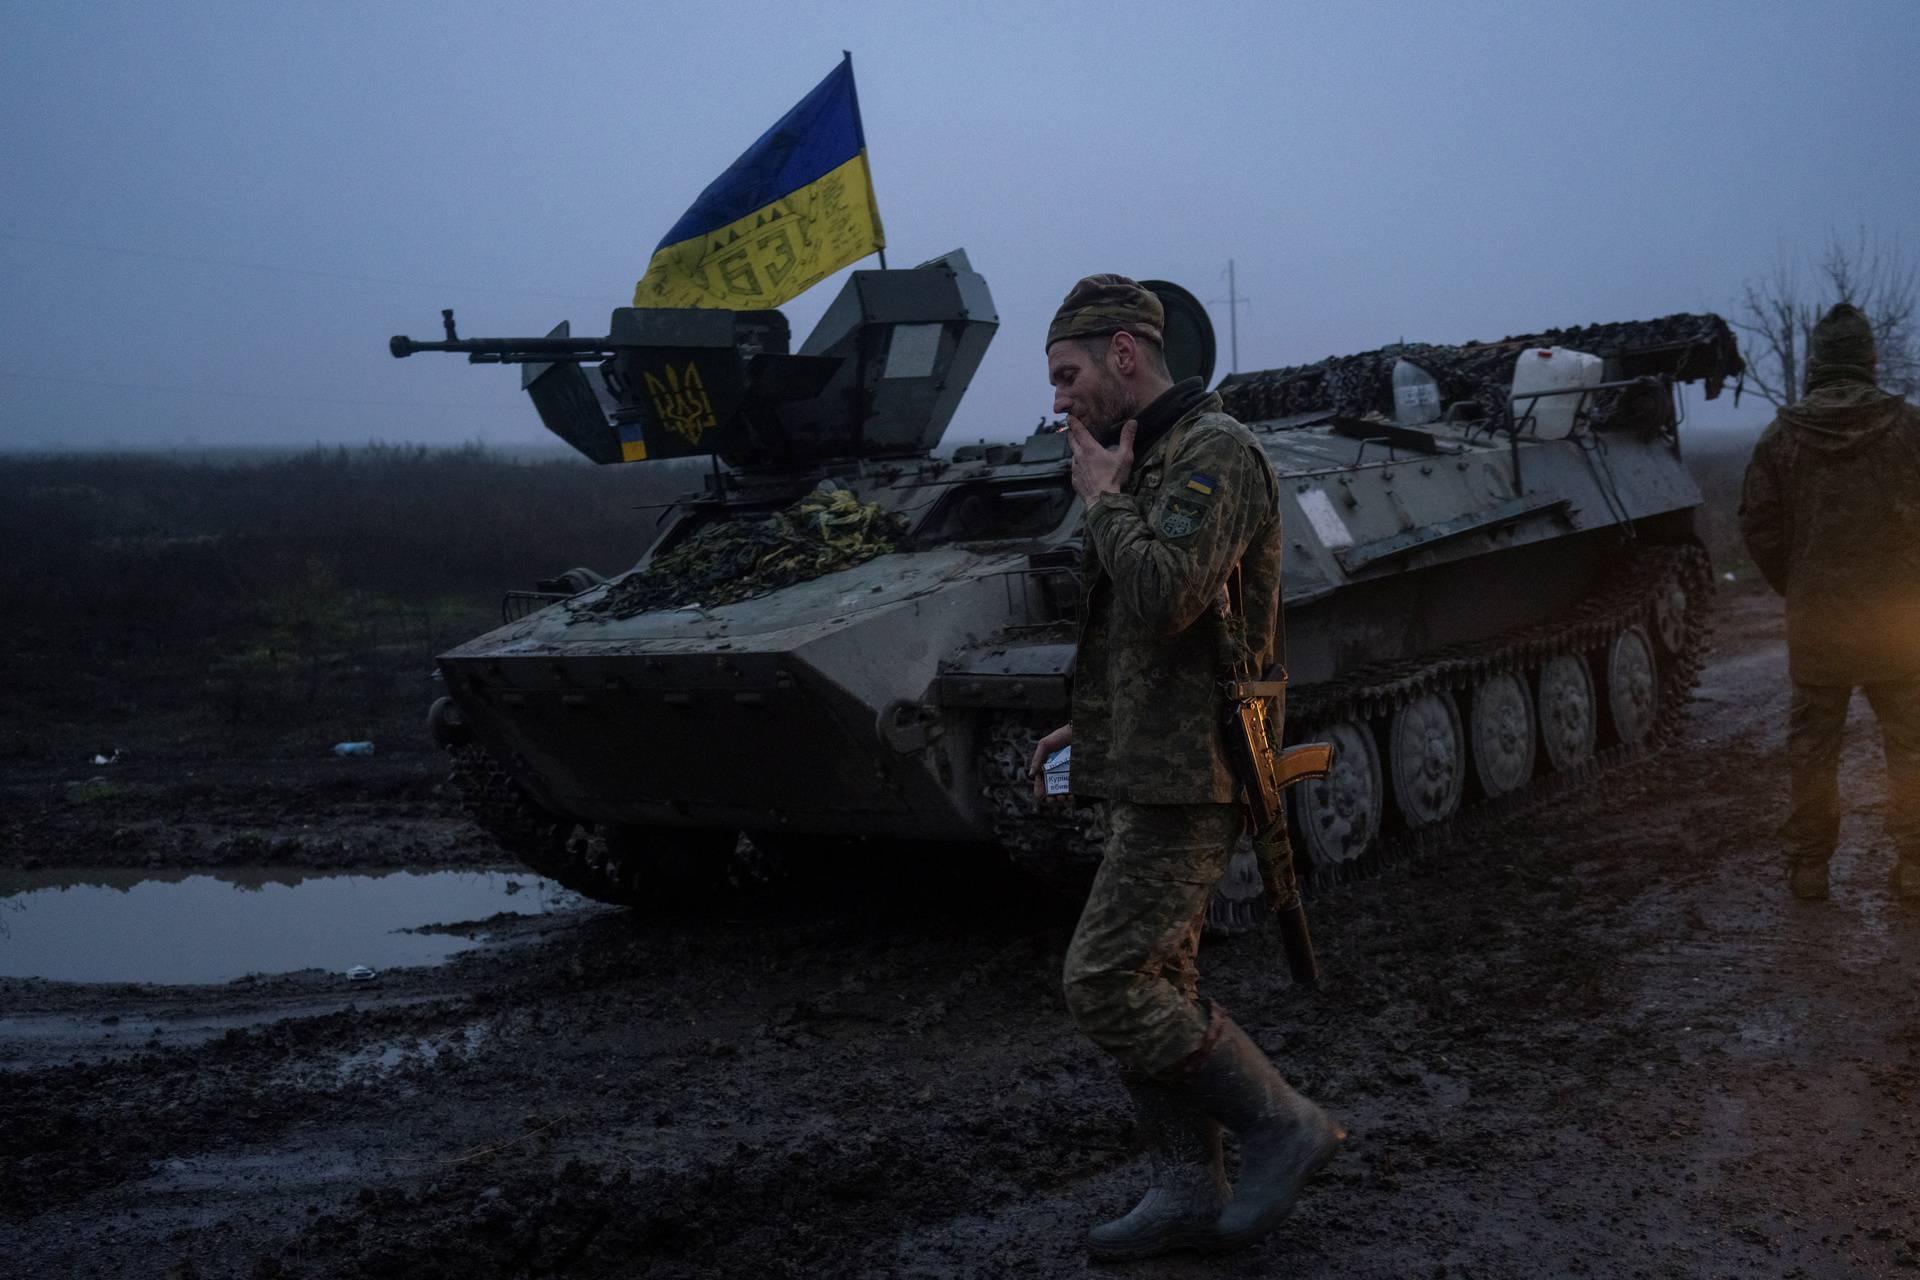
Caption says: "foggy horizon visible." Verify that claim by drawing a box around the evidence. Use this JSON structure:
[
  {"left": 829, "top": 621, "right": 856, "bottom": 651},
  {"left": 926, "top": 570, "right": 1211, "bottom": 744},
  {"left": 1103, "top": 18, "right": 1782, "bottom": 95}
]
[{"left": 4, "top": 1, "right": 1915, "bottom": 454}]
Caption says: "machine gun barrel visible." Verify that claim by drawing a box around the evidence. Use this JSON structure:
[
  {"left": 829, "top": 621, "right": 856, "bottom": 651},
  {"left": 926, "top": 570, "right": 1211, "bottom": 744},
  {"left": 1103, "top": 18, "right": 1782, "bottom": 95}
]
[
  {"left": 388, "top": 334, "right": 614, "bottom": 362},
  {"left": 390, "top": 308, "right": 613, "bottom": 362}
]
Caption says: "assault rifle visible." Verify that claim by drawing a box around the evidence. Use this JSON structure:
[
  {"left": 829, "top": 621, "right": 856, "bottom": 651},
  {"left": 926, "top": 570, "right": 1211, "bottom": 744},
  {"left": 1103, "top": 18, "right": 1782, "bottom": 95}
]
[{"left": 1221, "top": 677, "right": 1333, "bottom": 986}]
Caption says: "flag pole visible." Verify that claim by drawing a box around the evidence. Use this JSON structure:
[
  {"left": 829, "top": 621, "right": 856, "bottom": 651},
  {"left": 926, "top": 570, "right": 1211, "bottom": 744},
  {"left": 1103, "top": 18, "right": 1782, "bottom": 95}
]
[{"left": 844, "top": 49, "right": 888, "bottom": 270}]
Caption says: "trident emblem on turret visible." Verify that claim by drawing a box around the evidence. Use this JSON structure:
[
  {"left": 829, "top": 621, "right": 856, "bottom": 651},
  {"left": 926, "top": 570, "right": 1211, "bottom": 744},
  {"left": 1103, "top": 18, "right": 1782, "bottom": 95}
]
[{"left": 641, "top": 362, "right": 720, "bottom": 447}]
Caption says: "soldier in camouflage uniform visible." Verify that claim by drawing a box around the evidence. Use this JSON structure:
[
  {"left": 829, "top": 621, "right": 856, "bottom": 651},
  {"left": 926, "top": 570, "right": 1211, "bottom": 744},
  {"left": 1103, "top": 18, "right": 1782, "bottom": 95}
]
[
  {"left": 1027, "top": 276, "right": 1341, "bottom": 1258},
  {"left": 1740, "top": 302, "right": 1920, "bottom": 901}
]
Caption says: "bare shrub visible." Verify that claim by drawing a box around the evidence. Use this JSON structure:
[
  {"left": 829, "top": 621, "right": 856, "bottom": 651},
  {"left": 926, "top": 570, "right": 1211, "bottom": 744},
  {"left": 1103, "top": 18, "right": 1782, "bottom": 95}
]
[{"left": 1734, "top": 228, "right": 1918, "bottom": 406}]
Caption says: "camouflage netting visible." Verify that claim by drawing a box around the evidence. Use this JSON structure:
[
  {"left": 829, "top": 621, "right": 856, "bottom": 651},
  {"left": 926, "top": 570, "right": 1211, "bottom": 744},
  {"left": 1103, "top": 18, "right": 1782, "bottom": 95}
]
[
  {"left": 1217, "top": 313, "right": 1745, "bottom": 432},
  {"left": 569, "top": 489, "right": 907, "bottom": 620}
]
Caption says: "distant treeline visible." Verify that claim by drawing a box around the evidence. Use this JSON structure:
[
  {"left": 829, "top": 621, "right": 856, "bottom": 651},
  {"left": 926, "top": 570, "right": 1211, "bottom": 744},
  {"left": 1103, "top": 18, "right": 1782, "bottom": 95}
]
[
  {"left": 4, "top": 444, "right": 701, "bottom": 640},
  {"left": 1, "top": 445, "right": 705, "bottom": 757}
]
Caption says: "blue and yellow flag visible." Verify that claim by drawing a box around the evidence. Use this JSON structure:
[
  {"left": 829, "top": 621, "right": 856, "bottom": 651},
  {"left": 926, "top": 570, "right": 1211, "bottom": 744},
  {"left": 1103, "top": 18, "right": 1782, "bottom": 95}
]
[{"left": 633, "top": 57, "right": 885, "bottom": 310}]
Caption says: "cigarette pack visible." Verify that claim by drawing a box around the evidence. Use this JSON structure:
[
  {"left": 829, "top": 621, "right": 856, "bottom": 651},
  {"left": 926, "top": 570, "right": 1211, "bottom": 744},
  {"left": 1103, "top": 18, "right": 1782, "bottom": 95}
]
[{"left": 1044, "top": 745, "right": 1071, "bottom": 796}]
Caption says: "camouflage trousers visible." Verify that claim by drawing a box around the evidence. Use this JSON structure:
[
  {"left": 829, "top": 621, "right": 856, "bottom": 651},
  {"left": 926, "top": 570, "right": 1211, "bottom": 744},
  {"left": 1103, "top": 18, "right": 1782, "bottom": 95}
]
[
  {"left": 1062, "top": 801, "right": 1242, "bottom": 1077},
  {"left": 1786, "top": 677, "right": 1920, "bottom": 866}
]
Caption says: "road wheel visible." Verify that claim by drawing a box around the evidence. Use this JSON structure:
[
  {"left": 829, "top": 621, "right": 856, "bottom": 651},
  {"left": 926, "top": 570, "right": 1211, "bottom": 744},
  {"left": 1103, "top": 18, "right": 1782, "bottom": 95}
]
[
  {"left": 1469, "top": 672, "right": 1536, "bottom": 799},
  {"left": 1206, "top": 833, "right": 1271, "bottom": 935},
  {"left": 1651, "top": 580, "right": 1689, "bottom": 656},
  {"left": 1603, "top": 625, "right": 1659, "bottom": 747},
  {"left": 1292, "top": 719, "right": 1382, "bottom": 872},
  {"left": 1387, "top": 692, "right": 1465, "bottom": 827},
  {"left": 1537, "top": 654, "right": 1597, "bottom": 772}
]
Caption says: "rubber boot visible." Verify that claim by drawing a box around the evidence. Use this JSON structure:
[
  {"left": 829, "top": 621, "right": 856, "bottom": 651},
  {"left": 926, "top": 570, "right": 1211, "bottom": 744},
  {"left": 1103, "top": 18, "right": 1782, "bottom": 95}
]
[
  {"left": 1179, "top": 1012, "right": 1342, "bottom": 1253},
  {"left": 1087, "top": 1077, "right": 1230, "bottom": 1260},
  {"left": 1788, "top": 860, "right": 1830, "bottom": 901}
]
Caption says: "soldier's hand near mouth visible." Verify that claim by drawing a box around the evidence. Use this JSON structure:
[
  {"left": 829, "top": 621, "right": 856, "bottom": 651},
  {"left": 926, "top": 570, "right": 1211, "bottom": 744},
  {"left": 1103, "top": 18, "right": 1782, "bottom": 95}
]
[{"left": 1067, "top": 418, "right": 1135, "bottom": 504}]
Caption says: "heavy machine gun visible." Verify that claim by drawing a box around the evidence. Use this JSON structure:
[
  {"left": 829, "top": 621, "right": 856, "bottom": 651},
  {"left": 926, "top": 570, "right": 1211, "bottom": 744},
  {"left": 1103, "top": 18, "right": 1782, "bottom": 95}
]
[{"left": 389, "top": 250, "right": 997, "bottom": 468}]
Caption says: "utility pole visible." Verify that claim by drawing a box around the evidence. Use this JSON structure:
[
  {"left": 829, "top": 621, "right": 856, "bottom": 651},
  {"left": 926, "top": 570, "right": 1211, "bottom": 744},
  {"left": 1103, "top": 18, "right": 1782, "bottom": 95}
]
[
  {"left": 1226, "top": 259, "right": 1239, "bottom": 374},
  {"left": 1210, "top": 259, "right": 1251, "bottom": 374}
]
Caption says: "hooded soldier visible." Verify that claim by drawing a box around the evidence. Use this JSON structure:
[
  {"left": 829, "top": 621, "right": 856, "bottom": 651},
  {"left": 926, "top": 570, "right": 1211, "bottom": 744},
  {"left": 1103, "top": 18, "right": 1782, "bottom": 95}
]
[{"left": 1740, "top": 302, "right": 1920, "bottom": 899}]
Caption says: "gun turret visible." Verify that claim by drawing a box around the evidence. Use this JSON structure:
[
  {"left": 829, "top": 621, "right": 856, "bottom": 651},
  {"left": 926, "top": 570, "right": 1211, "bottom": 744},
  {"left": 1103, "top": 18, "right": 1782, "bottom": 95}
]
[{"left": 386, "top": 250, "right": 998, "bottom": 468}]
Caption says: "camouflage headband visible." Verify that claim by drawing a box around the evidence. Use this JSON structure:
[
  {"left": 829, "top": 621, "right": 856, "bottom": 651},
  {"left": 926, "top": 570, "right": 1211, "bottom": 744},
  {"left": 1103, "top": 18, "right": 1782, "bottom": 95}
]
[{"left": 1047, "top": 274, "right": 1165, "bottom": 350}]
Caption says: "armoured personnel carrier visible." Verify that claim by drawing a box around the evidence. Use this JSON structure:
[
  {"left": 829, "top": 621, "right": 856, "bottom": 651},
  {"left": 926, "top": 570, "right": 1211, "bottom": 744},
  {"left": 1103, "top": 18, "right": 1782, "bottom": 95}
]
[{"left": 392, "top": 253, "right": 1740, "bottom": 925}]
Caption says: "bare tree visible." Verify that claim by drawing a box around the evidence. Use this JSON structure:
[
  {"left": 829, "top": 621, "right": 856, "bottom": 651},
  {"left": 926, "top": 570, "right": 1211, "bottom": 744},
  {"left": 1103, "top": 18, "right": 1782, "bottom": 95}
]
[{"left": 1733, "top": 227, "right": 1918, "bottom": 406}]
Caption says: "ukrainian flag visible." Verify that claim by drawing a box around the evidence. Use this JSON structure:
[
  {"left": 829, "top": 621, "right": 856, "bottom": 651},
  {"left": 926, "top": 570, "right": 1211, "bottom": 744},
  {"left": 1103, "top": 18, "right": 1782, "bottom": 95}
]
[{"left": 633, "top": 57, "right": 885, "bottom": 310}]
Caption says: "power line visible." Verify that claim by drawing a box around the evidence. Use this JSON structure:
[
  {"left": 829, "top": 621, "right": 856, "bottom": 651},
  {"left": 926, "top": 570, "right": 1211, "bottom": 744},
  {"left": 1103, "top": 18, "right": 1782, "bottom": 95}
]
[
  {"left": 0, "top": 231, "right": 612, "bottom": 307},
  {"left": 0, "top": 370, "right": 505, "bottom": 412}
]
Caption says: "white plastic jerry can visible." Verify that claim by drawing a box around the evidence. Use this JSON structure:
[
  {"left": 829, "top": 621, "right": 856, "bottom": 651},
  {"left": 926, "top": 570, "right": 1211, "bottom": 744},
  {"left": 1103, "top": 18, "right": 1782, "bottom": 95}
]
[
  {"left": 1510, "top": 347, "right": 1603, "bottom": 437},
  {"left": 1392, "top": 358, "right": 1444, "bottom": 424}
]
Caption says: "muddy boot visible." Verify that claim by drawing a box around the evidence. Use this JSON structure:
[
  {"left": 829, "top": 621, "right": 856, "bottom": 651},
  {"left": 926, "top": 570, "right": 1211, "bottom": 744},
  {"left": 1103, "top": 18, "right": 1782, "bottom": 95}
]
[
  {"left": 1788, "top": 860, "right": 1830, "bottom": 901},
  {"left": 1088, "top": 1077, "right": 1229, "bottom": 1260},
  {"left": 1179, "top": 1013, "right": 1342, "bottom": 1254},
  {"left": 1891, "top": 860, "right": 1920, "bottom": 901}
]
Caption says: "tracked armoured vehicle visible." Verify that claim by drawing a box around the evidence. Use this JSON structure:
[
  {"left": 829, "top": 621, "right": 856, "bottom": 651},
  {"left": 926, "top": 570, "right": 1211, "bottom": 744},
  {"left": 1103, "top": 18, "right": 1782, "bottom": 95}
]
[{"left": 393, "top": 252, "right": 1740, "bottom": 926}]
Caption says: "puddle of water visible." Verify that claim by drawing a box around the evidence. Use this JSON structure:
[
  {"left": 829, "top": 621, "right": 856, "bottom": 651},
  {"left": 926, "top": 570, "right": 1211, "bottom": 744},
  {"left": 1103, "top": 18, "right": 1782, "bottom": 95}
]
[{"left": 0, "top": 868, "right": 584, "bottom": 984}]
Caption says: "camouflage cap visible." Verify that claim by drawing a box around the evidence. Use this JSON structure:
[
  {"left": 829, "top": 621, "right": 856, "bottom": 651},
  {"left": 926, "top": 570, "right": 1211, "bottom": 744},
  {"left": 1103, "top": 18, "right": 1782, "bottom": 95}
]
[
  {"left": 1047, "top": 274, "right": 1164, "bottom": 350},
  {"left": 1810, "top": 302, "right": 1877, "bottom": 372}
]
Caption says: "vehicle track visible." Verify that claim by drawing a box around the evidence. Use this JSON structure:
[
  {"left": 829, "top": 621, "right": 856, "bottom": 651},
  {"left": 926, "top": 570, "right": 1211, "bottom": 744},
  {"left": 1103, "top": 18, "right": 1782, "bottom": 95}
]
[{"left": 982, "top": 542, "right": 1713, "bottom": 926}]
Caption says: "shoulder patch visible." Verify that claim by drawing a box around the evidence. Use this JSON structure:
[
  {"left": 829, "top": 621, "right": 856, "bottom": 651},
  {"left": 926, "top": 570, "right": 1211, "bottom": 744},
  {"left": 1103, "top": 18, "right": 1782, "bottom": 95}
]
[
  {"left": 1159, "top": 494, "right": 1208, "bottom": 539},
  {"left": 1184, "top": 473, "right": 1215, "bottom": 496}
]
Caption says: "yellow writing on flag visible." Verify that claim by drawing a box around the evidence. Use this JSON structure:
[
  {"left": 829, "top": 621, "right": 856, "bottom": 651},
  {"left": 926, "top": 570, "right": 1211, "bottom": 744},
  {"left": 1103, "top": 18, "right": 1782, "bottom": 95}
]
[{"left": 633, "top": 153, "right": 885, "bottom": 310}]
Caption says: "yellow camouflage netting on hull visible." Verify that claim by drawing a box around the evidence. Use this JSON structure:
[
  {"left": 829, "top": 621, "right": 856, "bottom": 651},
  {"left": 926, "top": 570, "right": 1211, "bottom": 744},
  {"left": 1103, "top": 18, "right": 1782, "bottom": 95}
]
[{"left": 570, "top": 489, "right": 906, "bottom": 621}]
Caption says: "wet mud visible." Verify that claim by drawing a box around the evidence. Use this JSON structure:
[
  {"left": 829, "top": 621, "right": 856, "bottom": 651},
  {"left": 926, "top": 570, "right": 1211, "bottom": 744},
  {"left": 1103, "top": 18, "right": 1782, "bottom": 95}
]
[{"left": 7, "top": 587, "right": 1920, "bottom": 1278}]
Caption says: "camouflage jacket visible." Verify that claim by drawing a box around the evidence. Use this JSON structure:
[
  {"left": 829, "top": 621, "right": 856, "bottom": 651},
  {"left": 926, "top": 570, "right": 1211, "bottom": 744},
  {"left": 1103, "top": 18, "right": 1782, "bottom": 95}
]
[
  {"left": 1739, "top": 374, "right": 1920, "bottom": 685},
  {"left": 1071, "top": 389, "right": 1282, "bottom": 803}
]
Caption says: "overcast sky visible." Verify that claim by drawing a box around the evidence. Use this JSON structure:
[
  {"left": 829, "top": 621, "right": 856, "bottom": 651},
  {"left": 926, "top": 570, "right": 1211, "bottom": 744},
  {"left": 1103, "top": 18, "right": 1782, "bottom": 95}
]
[{"left": 3, "top": 0, "right": 1915, "bottom": 453}]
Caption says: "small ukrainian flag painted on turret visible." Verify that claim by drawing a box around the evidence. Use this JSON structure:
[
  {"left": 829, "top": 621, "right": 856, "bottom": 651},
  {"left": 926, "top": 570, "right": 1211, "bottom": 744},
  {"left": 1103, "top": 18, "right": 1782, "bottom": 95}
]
[{"left": 632, "top": 56, "right": 886, "bottom": 310}]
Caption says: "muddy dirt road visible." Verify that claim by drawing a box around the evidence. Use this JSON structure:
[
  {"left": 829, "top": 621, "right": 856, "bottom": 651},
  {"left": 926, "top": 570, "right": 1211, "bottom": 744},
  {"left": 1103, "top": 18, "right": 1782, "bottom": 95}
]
[{"left": 6, "top": 586, "right": 1919, "bottom": 1279}]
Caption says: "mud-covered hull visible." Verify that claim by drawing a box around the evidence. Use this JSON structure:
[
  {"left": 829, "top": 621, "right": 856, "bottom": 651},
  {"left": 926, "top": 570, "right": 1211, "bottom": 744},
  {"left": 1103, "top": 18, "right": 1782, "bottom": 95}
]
[{"left": 439, "top": 547, "right": 1039, "bottom": 842}]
